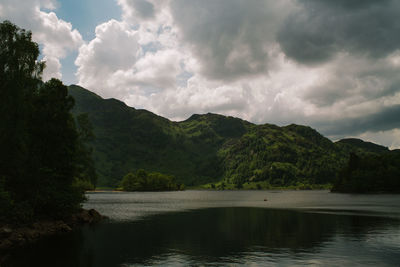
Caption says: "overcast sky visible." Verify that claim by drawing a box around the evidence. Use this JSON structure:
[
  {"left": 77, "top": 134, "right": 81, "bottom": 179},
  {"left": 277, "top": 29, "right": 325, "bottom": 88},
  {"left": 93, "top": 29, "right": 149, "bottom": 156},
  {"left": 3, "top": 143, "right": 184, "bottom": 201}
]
[{"left": 1, "top": 0, "right": 400, "bottom": 148}]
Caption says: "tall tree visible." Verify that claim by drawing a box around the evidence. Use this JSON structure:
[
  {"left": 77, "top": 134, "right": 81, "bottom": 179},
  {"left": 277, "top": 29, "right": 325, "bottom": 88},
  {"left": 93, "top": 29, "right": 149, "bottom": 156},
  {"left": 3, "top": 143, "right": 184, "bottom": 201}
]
[
  {"left": 28, "top": 79, "right": 84, "bottom": 217},
  {"left": 0, "top": 20, "right": 44, "bottom": 195},
  {"left": 0, "top": 21, "right": 87, "bottom": 222}
]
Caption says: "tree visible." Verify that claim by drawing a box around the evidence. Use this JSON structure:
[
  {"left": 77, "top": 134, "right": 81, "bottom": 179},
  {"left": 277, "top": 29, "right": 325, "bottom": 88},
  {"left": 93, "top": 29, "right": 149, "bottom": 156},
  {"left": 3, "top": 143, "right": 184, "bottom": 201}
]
[
  {"left": 0, "top": 21, "right": 88, "bottom": 222},
  {"left": 75, "top": 113, "right": 98, "bottom": 189},
  {"left": 0, "top": 20, "right": 44, "bottom": 199},
  {"left": 121, "top": 172, "right": 137, "bottom": 191},
  {"left": 27, "top": 79, "right": 84, "bottom": 217},
  {"left": 121, "top": 170, "right": 181, "bottom": 191},
  {"left": 0, "top": 20, "right": 45, "bottom": 220}
]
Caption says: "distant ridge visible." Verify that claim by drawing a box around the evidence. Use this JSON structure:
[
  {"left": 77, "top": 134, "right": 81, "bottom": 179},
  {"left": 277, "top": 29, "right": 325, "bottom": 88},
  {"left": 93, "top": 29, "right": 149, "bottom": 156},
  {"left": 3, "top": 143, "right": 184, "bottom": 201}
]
[{"left": 69, "top": 85, "right": 390, "bottom": 188}]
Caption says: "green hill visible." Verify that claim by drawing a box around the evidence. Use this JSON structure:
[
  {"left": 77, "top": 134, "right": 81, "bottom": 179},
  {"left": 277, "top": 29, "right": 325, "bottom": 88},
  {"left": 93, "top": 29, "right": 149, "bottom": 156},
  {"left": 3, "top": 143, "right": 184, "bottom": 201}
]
[{"left": 68, "top": 85, "right": 391, "bottom": 188}]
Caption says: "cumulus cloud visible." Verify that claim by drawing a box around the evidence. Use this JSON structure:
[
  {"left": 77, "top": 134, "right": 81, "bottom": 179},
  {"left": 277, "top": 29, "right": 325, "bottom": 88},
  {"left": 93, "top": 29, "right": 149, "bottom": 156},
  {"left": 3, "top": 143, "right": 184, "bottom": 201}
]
[
  {"left": 75, "top": 20, "right": 141, "bottom": 98},
  {"left": 0, "top": 0, "right": 83, "bottom": 80},
  {"left": 75, "top": 17, "right": 185, "bottom": 102}
]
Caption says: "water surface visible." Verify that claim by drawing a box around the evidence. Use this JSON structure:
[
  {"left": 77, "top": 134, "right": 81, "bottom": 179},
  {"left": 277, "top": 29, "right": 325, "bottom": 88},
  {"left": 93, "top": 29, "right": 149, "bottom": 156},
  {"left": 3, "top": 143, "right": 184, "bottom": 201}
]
[{"left": 5, "top": 190, "right": 400, "bottom": 266}]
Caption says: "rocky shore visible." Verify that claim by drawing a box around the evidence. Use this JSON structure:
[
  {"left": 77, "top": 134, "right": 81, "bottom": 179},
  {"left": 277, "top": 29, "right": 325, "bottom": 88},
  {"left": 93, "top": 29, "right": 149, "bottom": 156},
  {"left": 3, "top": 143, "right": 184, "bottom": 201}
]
[{"left": 0, "top": 208, "right": 106, "bottom": 262}]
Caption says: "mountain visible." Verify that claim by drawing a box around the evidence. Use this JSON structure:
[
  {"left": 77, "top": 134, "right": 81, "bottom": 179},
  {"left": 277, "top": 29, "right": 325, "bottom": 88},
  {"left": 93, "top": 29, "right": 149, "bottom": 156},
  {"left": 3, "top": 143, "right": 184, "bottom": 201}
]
[
  {"left": 335, "top": 138, "right": 389, "bottom": 155},
  {"left": 69, "top": 85, "right": 228, "bottom": 186},
  {"left": 68, "top": 85, "right": 390, "bottom": 188}
]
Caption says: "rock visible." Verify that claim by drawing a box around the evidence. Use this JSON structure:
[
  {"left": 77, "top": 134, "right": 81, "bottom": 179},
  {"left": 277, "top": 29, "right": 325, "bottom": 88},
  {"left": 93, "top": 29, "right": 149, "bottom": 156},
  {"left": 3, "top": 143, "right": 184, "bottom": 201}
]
[
  {"left": 0, "top": 208, "right": 104, "bottom": 254},
  {"left": 88, "top": 209, "right": 103, "bottom": 223},
  {"left": 70, "top": 208, "right": 106, "bottom": 225}
]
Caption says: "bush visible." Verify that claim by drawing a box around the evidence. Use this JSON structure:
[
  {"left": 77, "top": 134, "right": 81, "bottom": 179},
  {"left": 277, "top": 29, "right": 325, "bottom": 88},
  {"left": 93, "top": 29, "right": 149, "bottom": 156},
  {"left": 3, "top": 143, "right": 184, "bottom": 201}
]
[{"left": 121, "top": 169, "right": 182, "bottom": 191}]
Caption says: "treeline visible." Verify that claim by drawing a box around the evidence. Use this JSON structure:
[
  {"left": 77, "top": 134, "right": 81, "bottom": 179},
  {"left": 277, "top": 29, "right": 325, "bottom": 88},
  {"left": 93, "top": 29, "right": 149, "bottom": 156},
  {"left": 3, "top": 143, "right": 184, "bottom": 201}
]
[
  {"left": 121, "top": 170, "right": 184, "bottom": 191},
  {"left": 0, "top": 21, "right": 96, "bottom": 223},
  {"left": 332, "top": 152, "right": 400, "bottom": 193}
]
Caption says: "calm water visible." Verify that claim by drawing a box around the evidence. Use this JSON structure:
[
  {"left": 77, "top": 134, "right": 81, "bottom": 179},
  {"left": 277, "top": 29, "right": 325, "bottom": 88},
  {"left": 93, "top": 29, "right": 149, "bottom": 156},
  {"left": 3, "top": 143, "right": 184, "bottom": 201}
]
[{"left": 5, "top": 190, "right": 400, "bottom": 266}]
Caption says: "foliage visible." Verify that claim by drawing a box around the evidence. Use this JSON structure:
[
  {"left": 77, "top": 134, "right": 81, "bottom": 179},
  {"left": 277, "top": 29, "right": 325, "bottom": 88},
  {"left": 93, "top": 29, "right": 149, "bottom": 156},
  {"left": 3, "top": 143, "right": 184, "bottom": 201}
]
[
  {"left": 121, "top": 169, "right": 182, "bottom": 191},
  {"left": 74, "top": 113, "right": 98, "bottom": 189},
  {"left": 0, "top": 21, "right": 95, "bottom": 223},
  {"left": 218, "top": 124, "right": 345, "bottom": 188},
  {"left": 332, "top": 151, "right": 400, "bottom": 193}
]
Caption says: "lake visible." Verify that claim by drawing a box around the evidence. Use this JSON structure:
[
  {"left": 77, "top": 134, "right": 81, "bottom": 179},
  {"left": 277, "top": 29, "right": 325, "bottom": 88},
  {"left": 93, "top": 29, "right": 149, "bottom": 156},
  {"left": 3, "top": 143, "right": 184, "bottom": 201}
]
[{"left": 4, "top": 190, "right": 400, "bottom": 266}]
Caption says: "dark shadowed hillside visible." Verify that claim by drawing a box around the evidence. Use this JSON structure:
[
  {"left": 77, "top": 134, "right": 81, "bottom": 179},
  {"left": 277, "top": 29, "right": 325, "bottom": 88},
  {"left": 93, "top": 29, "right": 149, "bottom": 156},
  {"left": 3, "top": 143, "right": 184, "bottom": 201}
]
[
  {"left": 332, "top": 150, "right": 400, "bottom": 193},
  {"left": 335, "top": 138, "right": 389, "bottom": 155}
]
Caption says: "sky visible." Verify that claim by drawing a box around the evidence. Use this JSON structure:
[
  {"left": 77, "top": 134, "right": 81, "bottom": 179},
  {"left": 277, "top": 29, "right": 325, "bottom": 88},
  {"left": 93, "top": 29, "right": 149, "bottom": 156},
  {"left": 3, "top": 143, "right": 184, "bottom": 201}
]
[{"left": 1, "top": 0, "right": 400, "bottom": 149}]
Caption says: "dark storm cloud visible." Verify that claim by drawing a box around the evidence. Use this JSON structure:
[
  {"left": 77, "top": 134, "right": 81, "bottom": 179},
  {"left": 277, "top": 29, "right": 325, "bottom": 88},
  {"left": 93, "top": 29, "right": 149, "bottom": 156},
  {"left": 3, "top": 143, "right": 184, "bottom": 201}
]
[
  {"left": 278, "top": 0, "right": 400, "bottom": 64},
  {"left": 319, "top": 104, "right": 400, "bottom": 136},
  {"left": 170, "top": 0, "right": 289, "bottom": 81}
]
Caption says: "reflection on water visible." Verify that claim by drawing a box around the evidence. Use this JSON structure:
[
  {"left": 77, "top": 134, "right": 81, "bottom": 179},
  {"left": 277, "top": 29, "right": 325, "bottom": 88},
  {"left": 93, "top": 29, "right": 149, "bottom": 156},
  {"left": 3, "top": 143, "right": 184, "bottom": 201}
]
[{"left": 4, "top": 191, "right": 400, "bottom": 266}]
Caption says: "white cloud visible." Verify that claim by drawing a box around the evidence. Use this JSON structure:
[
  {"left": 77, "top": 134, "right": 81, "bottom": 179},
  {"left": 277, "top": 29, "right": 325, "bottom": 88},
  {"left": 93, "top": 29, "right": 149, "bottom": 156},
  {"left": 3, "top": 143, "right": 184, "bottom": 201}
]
[
  {"left": 42, "top": 56, "right": 62, "bottom": 80},
  {"left": 76, "top": 19, "right": 151, "bottom": 98},
  {"left": 0, "top": 0, "right": 83, "bottom": 80}
]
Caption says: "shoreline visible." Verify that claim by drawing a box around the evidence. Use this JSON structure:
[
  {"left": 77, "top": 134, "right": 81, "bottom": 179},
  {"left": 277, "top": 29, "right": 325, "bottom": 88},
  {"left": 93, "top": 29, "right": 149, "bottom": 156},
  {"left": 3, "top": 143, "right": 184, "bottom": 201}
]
[{"left": 0, "top": 208, "right": 106, "bottom": 263}]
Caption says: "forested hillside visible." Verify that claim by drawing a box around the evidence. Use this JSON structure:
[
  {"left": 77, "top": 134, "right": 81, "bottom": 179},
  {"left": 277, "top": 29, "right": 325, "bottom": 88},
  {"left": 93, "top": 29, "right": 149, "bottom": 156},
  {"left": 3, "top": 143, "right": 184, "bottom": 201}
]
[{"left": 69, "top": 85, "right": 392, "bottom": 188}]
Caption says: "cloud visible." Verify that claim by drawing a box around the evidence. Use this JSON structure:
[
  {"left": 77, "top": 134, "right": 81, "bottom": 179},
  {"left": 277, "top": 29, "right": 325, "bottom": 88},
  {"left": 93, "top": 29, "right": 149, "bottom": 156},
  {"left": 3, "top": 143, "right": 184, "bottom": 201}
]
[
  {"left": 319, "top": 104, "right": 400, "bottom": 138},
  {"left": 140, "top": 75, "right": 254, "bottom": 121},
  {"left": 169, "top": 0, "right": 292, "bottom": 81},
  {"left": 0, "top": 0, "right": 83, "bottom": 80},
  {"left": 278, "top": 0, "right": 400, "bottom": 64},
  {"left": 119, "top": 0, "right": 155, "bottom": 22},
  {"left": 75, "top": 17, "right": 185, "bottom": 102},
  {"left": 75, "top": 20, "right": 141, "bottom": 98},
  {"left": 301, "top": 53, "right": 400, "bottom": 107}
]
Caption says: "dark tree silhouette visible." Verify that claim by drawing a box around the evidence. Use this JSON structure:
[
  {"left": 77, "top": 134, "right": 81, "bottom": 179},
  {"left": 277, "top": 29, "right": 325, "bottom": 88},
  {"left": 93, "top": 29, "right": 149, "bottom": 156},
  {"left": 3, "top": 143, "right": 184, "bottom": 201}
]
[{"left": 0, "top": 21, "right": 93, "bottom": 222}]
